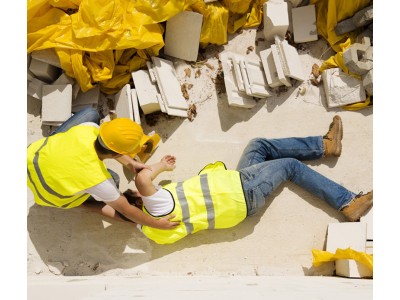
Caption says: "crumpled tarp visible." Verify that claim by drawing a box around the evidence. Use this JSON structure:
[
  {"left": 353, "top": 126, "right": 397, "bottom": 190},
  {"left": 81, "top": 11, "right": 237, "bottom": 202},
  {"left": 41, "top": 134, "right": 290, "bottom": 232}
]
[
  {"left": 27, "top": 0, "right": 265, "bottom": 94},
  {"left": 311, "top": 0, "right": 372, "bottom": 110},
  {"left": 312, "top": 247, "right": 373, "bottom": 271}
]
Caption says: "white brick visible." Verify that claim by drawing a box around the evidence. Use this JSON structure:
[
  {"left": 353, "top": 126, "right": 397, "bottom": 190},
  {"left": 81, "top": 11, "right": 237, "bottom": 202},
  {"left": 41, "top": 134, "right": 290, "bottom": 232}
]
[
  {"left": 131, "top": 69, "right": 161, "bottom": 115},
  {"left": 232, "top": 55, "right": 246, "bottom": 92},
  {"left": 29, "top": 58, "right": 60, "bottom": 83},
  {"left": 240, "top": 60, "right": 271, "bottom": 98},
  {"left": 42, "top": 84, "right": 72, "bottom": 124},
  {"left": 31, "top": 48, "right": 61, "bottom": 68},
  {"left": 292, "top": 5, "right": 318, "bottom": 43},
  {"left": 73, "top": 86, "right": 100, "bottom": 106},
  {"left": 322, "top": 68, "right": 366, "bottom": 108},
  {"left": 131, "top": 89, "right": 141, "bottom": 125},
  {"left": 114, "top": 84, "right": 134, "bottom": 121},
  {"left": 259, "top": 49, "right": 284, "bottom": 88},
  {"left": 151, "top": 57, "right": 189, "bottom": 110},
  {"left": 276, "top": 39, "right": 306, "bottom": 81},
  {"left": 271, "top": 45, "right": 291, "bottom": 87},
  {"left": 326, "top": 222, "right": 367, "bottom": 253},
  {"left": 335, "top": 259, "right": 373, "bottom": 278},
  {"left": 164, "top": 11, "right": 203, "bottom": 62},
  {"left": 28, "top": 77, "right": 46, "bottom": 100},
  {"left": 263, "top": 0, "right": 289, "bottom": 41}
]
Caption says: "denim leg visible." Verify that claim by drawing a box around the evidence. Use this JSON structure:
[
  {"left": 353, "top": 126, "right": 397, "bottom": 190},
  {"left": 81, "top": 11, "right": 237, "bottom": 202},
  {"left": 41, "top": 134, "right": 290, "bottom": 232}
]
[
  {"left": 240, "top": 158, "right": 356, "bottom": 216},
  {"left": 49, "top": 107, "right": 101, "bottom": 136},
  {"left": 237, "top": 137, "right": 324, "bottom": 170}
]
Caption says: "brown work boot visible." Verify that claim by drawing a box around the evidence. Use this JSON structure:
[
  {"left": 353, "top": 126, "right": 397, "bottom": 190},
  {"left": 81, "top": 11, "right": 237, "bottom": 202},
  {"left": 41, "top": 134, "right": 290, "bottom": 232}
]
[
  {"left": 341, "top": 191, "right": 373, "bottom": 222},
  {"left": 323, "top": 115, "right": 343, "bottom": 157}
]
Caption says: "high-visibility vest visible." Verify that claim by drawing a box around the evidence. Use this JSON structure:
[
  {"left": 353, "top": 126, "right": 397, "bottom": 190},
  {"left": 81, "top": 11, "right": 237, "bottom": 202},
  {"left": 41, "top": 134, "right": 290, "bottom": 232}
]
[
  {"left": 27, "top": 125, "right": 112, "bottom": 208},
  {"left": 141, "top": 162, "right": 247, "bottom": 244}
]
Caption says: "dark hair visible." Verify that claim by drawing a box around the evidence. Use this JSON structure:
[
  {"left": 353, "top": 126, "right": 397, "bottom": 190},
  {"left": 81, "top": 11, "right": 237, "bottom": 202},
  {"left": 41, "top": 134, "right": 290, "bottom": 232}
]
[
  {"left": 123, "top": 189, "right": 143, "bottom": 209},
  {"left": 94, "top": 137, "right": 120, "bottom": 156}
]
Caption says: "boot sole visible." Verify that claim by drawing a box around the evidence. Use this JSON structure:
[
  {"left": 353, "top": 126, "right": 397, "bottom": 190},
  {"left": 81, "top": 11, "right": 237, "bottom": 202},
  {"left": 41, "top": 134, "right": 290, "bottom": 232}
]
[
  {"left": 333, "top": 116, "right": 343, "bottom": 156},
  {"left": 343, "top": 195, "right": 373, "bottom": 221}
]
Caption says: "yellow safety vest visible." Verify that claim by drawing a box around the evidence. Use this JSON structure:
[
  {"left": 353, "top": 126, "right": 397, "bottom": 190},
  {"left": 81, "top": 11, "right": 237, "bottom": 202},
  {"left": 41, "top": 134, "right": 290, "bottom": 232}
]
[
  {"left": 141, "top": 162, "right": 247, "bottom": 244},
  {"left": 27, "top": 125, "right": 112, "bottom": 208}
]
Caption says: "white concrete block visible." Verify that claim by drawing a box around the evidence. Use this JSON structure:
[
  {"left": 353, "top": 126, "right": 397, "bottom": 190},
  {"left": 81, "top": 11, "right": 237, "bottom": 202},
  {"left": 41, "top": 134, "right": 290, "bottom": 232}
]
[
  {"left": 322, "top": 68, "right": 366, "bottom": 108},
  {"left": 292, "top": 5, "right": 318, "bottom": 43},
  {"left": 28, "top": 77, "right": 46, "bottom": 100},
  {"left": 131, "top": 89, "right": 141, "bottom": 125},
  {"left": 326, "top": 222, "right": 367, "bottom": 253},
  {"left": 164, "top": 11, "right": 203, "bottom": 62},
  {"left": 157, "top": 94, "right": 188, "bottom": 117},
  {"left": 277, "top": 39, "right": 306, "bottom": 81},
  {"left": 232, "top": 55, "right": 246, "bottom": 92},
  {"left": 336, "top": 259, "right": 373, "bottom": 278},
  {"left": 131, "top": 69, "right": 161, "bottom": 115},
  {"left": 365, "top": 241, "right": 373, "bottom": 254},
  {"left": 146, "top": 62, "right": 157, "bottom": 83},
  {"left": 360, "top": 208, "right": 373, "bottom": 240},
  {"left": 271, "top": 45, "right": 292, "bottom": 87},
  {"left": 42, "top": 84, "right": 72, "bottom": 124},
  {"left": 263, "top": 0, "right": 289, "bottom": 41},
  {"left": 114, "top": 84, "right": 134, "bottom": 121},
  {"left": 31, "top": 48, "right": 61, "bottom": 68},
  {"left": 29, "top": 58, "right": 60, "bottom": 83},
  {"left": 151, "top": 57, "right": 189, "bottom": 110},
  {"left": 259, "top": 49, "right": 284, "bottom": 88},
  {"left": 219, "top": 52, "right": 257, "bottom": 108}
]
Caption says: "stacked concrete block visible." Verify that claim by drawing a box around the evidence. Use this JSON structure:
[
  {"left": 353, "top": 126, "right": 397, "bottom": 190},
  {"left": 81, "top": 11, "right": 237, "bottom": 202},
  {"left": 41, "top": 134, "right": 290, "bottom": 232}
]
[
  {"left": 259, "top": 49, "right": 285, "bottom": 88},
  {"left": 271, "top": 44, "right": 292, "bottom": 87},
  {"left": 219, "top": 51, "right": 257, "bottom": 108},
  {"left": 343, "top": 37, "right": 373, "bottom": 76},
  {"left": 164, "top": 11, "right": 203, "bottom": 62},
  {"left": 72, "top": 86, "right": 100, "bottom": 113},
  {"left": 240, "top": 60, "right": 271, "bottom": 98},
  {"left": 335, "top": 5, "right": 373, "bottom": 36},
  {"left": 291, "top": 4, "right": 318, "bottom": 43},
  {"left": 322, "top": 67, "right": 366, "bottom": 108},
  {"left": 131, "top": 69, "right": 161, "bottom": 115},
  {"left": 327, "top": 222, "right": 372, "bottom": 278},
  {"left": 41, "top": 84, "right": 72, "bottom": 125},
  {"left": 29, "top": 58, "right": 61, "bottom": 83},
  {"left": 263, "top": 0, "right": 289, "bottom": 41}
]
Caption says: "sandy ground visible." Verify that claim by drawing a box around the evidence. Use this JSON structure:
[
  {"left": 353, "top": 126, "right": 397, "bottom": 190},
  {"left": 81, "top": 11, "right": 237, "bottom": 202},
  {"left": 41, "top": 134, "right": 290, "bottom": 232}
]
[{"left": 27, "top": 28, "right": 373, "bottom": 279}]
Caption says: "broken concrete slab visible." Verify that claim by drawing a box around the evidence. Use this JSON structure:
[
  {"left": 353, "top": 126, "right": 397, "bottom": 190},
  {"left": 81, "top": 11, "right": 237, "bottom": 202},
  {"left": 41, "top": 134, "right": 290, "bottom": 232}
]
[
  {"left": 291, "top": 4, "right": 318, "bottom": 43},
  {"left": 151, "top": 57, "right": 189, "bottom": 110},
  {"left": 41, "top": 84, "right": 72, "bottom": 125},
  {"left": 259, "top": 48, "right": 285, "bottom": 88},
  {"left": 131, "top": 89, "right": 141, "bottom": 125},
  {"left": 232, "top": 55, "right": 246, "bottom": 92},
  {"left": 164, "top": 11, "right": 203, "bottom": 62},
  {"left": 275, "top": 37, "right": 306, "bottom": 81},
  {"left": 322, "top": 67, "right": 366, "bottom": 108},
  {"left": 362, "top": 69, "right": 373, "bottom": 96},
  {"left": 131, "top": 69, "right": 161, "bottom": 115},
  {"left": 240, "top": 59, "right": 271, "bottom": 98},
  {"left": 29, "top": 58, "right": 60, "bottom": 83},
  {"left": 263, "top": 0, "right": 289, "bottom": 41},
  {"left": 157, "top": 94, "right": 188, "bottom": 117},
  {"left": 335, "top": 5, "right": 373, "bottom": 35},
  {"left": 28, "top": 77, "right": 46, "bottom": 100},
  {"left": 219, "top": 51, "right": 257, "bottom": 108}
]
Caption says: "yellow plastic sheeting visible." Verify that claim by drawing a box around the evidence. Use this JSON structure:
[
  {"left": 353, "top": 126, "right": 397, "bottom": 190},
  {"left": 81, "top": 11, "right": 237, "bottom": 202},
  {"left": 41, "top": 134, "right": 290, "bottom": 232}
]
[
  {"left": 311, "top": 0, "right": 372, "bottom": 110},
  {"left": 223, "top": 0, "right": 253, "bottom": 14},
  {"left": 227, "top": 0, "right": 266, "bottom": 34},
  {"left": 312, "top": 247, "right": 373, "bottom": 271}
]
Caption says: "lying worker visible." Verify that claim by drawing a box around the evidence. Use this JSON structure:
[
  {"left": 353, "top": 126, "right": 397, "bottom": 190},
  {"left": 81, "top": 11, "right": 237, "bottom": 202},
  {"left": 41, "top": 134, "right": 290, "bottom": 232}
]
[
  {"left": 132, "top": 115, "right": 373, "bottom": 244},
  {"left": 27, "top": 107, "right": 179, "bottom": 230}
]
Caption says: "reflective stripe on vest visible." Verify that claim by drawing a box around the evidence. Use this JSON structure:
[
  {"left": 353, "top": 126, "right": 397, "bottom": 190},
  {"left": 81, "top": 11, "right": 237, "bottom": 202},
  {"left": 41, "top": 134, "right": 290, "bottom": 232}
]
[
  {"left": 141, "top": 167, "right": 247, "bottom": 244},
  {"left": 27, "top": 125, "right": 111, "bottom": 209}
]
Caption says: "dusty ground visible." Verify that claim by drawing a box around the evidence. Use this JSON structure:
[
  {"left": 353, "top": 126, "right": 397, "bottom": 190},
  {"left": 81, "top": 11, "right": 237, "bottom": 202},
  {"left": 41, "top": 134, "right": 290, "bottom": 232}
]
[{"left": 26, "top": 28, "right": 373, "bottom": 280}]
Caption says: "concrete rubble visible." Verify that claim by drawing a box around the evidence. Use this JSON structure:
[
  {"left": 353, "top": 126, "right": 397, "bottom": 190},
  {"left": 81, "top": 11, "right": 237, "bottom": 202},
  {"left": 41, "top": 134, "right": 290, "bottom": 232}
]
[{"left": 26, "top": 0, "right": 375, "bottom": 297}]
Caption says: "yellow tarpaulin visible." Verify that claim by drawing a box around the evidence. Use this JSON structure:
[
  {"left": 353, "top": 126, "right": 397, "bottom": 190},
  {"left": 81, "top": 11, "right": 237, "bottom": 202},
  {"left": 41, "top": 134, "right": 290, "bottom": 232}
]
[{"left": 312, "top": 247, "right": 373, "bottom": 271}]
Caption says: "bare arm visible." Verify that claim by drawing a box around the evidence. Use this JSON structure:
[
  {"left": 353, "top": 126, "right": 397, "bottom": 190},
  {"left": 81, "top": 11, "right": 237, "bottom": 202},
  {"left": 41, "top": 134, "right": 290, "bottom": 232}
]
[
  {"left": 106, "top": 194, "right": 179, "bottom": 229},
  {"left": 135, "top": 155, "right": 176, "bottom": 197},
  {"left": 115, "top": 155, "right": 150, "bottom": 174}
]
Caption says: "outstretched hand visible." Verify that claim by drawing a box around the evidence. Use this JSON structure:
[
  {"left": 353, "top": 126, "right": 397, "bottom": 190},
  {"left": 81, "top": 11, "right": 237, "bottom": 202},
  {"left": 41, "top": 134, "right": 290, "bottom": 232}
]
[
  {"left": 157, "top": 214, "right": 180, "bottom": 229},
  {"left": 161, "top": 155, "right": 176, "bottom": 171}
]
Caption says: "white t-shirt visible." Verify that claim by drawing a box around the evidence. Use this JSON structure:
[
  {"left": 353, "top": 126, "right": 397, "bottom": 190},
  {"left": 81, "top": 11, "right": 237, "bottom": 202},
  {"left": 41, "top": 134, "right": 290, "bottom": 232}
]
[{"left": 74, "top": 122, "right": 121, "bottom": 202}]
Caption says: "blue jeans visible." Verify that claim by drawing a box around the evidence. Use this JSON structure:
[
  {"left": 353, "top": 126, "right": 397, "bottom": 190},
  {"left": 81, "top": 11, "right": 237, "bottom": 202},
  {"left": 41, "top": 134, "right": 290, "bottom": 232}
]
[
  {"left": 237, "top": 137, "right": 356, "bottom": 216},
  {"left": 49, "top": 107, "right": 101, "bottom": 136}
]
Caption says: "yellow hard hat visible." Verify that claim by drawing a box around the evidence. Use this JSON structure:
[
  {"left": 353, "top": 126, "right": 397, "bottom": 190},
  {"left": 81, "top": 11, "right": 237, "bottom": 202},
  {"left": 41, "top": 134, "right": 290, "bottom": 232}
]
[{"left": 99, "top": 118, "right": 144, "bottom": 155}]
